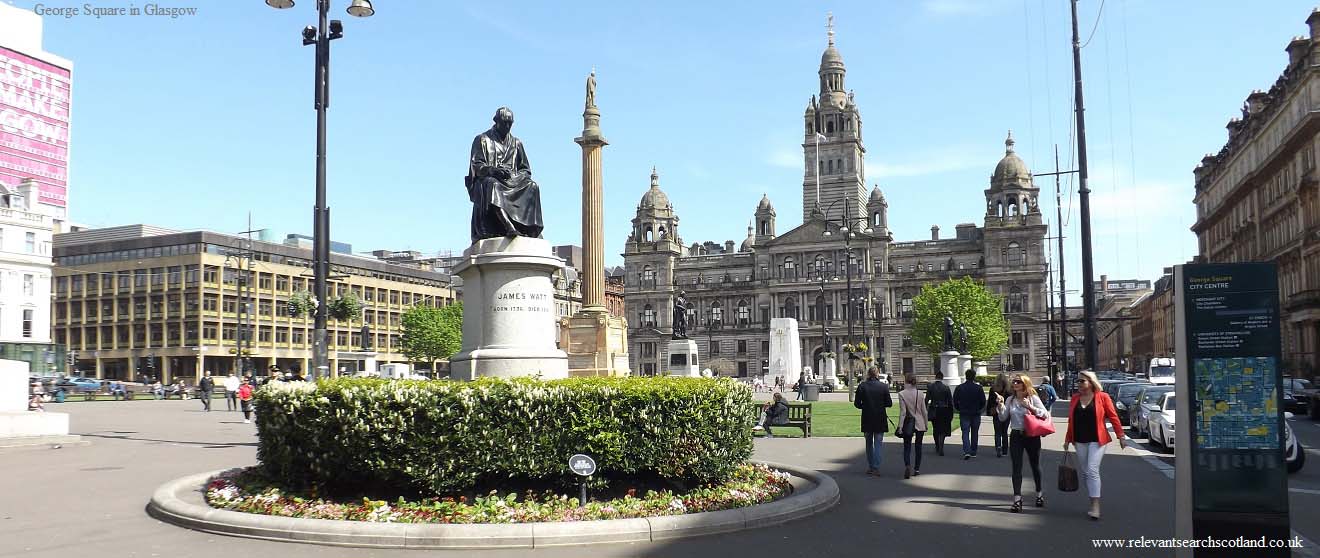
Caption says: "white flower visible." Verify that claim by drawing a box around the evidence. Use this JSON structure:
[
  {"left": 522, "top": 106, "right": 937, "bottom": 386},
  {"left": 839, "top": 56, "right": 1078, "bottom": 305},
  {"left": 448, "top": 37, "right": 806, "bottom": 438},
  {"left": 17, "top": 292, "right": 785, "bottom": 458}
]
[{"left": 669, "top": 498, "right": 685, "bottom": 512}]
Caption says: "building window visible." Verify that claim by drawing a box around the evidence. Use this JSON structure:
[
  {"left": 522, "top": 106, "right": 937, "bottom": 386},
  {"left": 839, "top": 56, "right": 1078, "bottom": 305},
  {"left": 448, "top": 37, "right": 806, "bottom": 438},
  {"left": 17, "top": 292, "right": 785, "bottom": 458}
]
[
  {"left": 1011, "top": 353, "right": 1025, "bottom": 371},
  {"left": 899, "top": 293, "right": 913, "bottom": 321},
  {"left": 1008, "top": 286, "right": 1025, "bottom": 314},
  {"left": 709, "top": 302, "right": 723, "bottom": 323},
  {"left": 782, "top": 297, "right": 798, "bottom": 319},
  {"left": 1006, "top": 242, "right": 1024, "bottom": 267},
  {"left": 782, "top": 257, "right": 796, "bottom": 280},
  {"left": 22, "top": 309, "right": 34, "bottom": 338},
  {"left": 737, "top": 301, "right": 750, "bottom": 325},
  {"left": 737, "top": 340, "right": 747, "bottom": 354},
  {"left": 710, "top": 340, "right": 720, "bottom": 356},
  {"left": 902, "top": 357, "right": 914, "bottom": 375},
  {"left": 24, "top": 232, "right": 35, "bottom": 254},
  {"left": 641, "top": 342, "right": 656, "bottom": 357},
  {"left": 1011, "top": 331, "right": 1025, "bottom": 347},
  {"left": 902, "top": 335, "right": 913, "bottom": 349},
  {"left": 737, "top": 361, "right": 748, "bottom": 377},
  {"left": 23, "top": 274, "right": 33, "bottom": 296},
  {"left": 642, "top": 304, "right": 656, "bottom": 327}
]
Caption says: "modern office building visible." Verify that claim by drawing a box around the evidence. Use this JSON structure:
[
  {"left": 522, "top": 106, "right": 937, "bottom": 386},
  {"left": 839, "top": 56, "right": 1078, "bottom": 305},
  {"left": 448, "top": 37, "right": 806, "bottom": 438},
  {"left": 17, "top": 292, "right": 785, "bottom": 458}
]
[{"left": 52, "top": 225, "right": 455, "bottom": 382}]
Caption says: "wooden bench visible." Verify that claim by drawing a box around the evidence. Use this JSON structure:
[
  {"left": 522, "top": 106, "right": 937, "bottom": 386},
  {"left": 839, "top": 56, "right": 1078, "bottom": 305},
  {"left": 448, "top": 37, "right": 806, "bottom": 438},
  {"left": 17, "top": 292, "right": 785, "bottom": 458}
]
[{"left": 753, "top": 402, "right": 813, "bottom": 438}]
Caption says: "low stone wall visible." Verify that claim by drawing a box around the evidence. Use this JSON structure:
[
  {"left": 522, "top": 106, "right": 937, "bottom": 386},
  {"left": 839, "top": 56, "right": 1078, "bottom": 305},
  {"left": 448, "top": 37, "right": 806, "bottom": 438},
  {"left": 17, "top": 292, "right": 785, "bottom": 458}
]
[{"left": 147, "top": 461, "right": 839, "bottom": 549}]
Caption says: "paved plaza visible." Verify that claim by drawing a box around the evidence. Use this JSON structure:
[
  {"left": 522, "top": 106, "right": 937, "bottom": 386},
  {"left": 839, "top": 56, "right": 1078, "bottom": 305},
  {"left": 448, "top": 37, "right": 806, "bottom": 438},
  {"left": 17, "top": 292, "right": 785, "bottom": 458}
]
[{"left": 1, "top": 398, "right": 1318, "bottom": 557}]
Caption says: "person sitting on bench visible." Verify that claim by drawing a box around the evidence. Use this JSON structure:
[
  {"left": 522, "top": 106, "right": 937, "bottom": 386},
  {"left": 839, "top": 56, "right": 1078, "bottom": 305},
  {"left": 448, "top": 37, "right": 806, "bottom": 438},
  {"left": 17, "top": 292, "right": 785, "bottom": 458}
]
[
  {"left": 110, "top": 382, "right": 127, "bottom": 401},
  {"left": 753, "top": 392, "right": 790, "bottom": 438}
]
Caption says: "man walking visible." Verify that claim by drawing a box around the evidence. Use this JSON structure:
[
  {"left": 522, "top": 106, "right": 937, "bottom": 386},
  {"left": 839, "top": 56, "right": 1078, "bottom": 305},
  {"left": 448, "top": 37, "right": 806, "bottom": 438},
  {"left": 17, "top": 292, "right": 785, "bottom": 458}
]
[
  {"left": 953, "top": 369, "right": 987, "bottom": 460},
  {"left": 1038, "top": 376, "right": 1058, "bottom": 412},
  {"left": 222, "top": 373, "right": 239, "bottom": 411},
  {"left": 198, "top": 372, "right": 215, "bottom": 412},
  {"left": 854, "top": 367, "right": 893, "bottom": 476}
]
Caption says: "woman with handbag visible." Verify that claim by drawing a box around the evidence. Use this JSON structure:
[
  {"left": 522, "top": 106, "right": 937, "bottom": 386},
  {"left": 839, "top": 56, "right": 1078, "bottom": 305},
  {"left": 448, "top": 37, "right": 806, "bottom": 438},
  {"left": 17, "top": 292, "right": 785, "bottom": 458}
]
[
  {"left": 996, "top": 373, "right": 1049, "bottom": 512},
  {"left": 1063, "top": 370, "right": 1126, "bottom": 520},
  {"left": 986, "top": 374, "right": 1011, "bottom": 457},
  {"left": 897, "top": 373, "right": 929, "bottom": 479}
]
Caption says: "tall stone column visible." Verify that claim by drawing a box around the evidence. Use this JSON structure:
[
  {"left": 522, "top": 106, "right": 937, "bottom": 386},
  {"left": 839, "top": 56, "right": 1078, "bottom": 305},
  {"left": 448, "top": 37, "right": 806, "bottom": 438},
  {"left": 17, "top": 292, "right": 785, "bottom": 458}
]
[{"left": 563, "top": 71, "right": 630, "bottom": 376}]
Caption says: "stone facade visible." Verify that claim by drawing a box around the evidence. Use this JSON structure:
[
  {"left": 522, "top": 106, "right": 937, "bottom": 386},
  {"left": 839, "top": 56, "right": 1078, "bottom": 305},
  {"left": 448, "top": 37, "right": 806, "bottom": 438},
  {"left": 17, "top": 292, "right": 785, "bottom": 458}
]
[
  {"left": 1191, "top": 8, "right": 1320, "bottom": 377},
  {"left": 622, "top": 30, "right": 1049, "bottom": 382}
]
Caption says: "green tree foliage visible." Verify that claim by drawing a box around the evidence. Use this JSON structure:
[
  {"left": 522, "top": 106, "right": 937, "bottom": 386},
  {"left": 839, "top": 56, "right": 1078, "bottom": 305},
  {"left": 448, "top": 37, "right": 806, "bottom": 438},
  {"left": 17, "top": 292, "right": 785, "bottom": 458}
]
[
  {"left": 400, "top": 303, "right": 463, "bottom": 363},
  {"left": 910, "top": 277, "right": 1008, "bottom": 360},
  {"left": 328, "top": 292, "right": 365, "bottom": 321}
]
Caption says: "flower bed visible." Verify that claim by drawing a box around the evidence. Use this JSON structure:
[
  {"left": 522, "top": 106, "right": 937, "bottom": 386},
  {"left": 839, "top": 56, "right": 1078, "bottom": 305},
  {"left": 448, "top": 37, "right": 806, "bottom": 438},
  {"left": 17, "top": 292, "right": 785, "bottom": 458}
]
[{"left": 206, "top": 463, "right": 791, "bottom": 524}]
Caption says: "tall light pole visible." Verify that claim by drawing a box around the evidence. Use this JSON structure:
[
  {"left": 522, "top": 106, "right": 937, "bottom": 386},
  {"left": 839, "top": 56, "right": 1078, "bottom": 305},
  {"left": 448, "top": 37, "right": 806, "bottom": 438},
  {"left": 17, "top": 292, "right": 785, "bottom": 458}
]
[
  {"left": 1070, "top": 0, "right": 1099, "bottom": 371},
  {"left": 821, "top": 198, "right": 871, "bottom": 398},
  {"left": 265, "top": 0, "right": 374, "bottom": 379}
]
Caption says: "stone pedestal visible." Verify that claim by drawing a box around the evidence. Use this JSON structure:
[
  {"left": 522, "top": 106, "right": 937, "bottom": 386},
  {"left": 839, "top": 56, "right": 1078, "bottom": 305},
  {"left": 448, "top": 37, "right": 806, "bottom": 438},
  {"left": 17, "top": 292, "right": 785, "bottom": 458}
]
[
  {"left": 1, "top": 358, "right": 72, "bottom": 440},
  {"left": 768, "top": 318, "right": 802, "bottom": 389},
  {"left": 973, "top": 361, "right": 988, "bottom": 377},
  {"left": 561, "top": 310, "right": 631, "bottom": 377},
  {"left": 957, "top": 354, "right": 973, "bottom": 376},
  {"left": 666, "top": 339, "right": 700, "bottom": 377},
  {"left": 939, "top": 350, "right": 962, "bottom": 386},
  {"left": 450, "top": 237, "right": 569, "bottom": 380}
]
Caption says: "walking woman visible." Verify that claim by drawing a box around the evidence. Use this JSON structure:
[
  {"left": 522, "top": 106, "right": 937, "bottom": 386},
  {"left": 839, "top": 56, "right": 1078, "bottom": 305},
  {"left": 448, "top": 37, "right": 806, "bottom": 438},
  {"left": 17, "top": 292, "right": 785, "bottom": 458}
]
[
  {"left": 996, "top": 373, "right": 1050, "bottom": 512},
  {"left": 987, "top": 373, "right": 1011, "bottom": 457},
  {"left": 897, "top": 372, "right": 929, "bottom": 479},
  {"left": 1063, "top": 370, "right": 1126, "bottom": 520},
  {"left": 925, "top": 377, "right": 954, "bottom": 456}
]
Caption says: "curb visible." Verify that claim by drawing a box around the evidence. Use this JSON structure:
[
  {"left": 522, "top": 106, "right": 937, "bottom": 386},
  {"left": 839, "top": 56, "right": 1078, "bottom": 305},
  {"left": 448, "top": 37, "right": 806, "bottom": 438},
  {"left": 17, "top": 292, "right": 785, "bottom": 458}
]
[{"left": 146, "top": 460, "right": 839, "bottom": 549}]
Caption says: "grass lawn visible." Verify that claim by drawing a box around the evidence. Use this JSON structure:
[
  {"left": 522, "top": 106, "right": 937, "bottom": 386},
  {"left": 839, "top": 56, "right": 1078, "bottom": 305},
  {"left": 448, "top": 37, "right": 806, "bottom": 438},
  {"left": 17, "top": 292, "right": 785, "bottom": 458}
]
[{"left": 755, "top": 401, "right": 967, "bottom": 438}]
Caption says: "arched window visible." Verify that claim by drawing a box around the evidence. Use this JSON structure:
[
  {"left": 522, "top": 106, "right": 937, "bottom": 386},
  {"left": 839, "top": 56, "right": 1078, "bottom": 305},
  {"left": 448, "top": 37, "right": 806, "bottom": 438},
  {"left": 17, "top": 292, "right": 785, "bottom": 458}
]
[
  {"left": 783, "top": 297, "right": 798, "bottom": 319},
  {"left": 641, "top": 265, "right": 654, "bottom": 287},
  {"left": 657, "top": 225, "right": 667, "bottom": 239},
  {"left": 737, "top": 300, "right": 750, "bottom": 325},
  {"left": 760, "top": 220, "right": 769, "bottom": 235},
  {"left": 1006, "top": 242, "right": 1023, "bottom": 266},
  {"left": 811, "top": 295, "right": 831, "bottom": 322},
  {"left": 642, "top": 304, "right": 655, "bottom": 327},
  {"left": 643, "top": 225, "right": 653, "bottom": 242},
  {"left": 814, "top": 254, "right": 828, "bottom": 276},
  {"left": 782, "top": 256, "right": 796, "bottom": 280},
  {"left": 827, "top": 159, "right": 834, "bottom": 174},
  {"left": 1008, "top": 286, "right": 1025, "bottom": 313},
  {"left": 872, "top": 212, "right": 882, "bottom": 227},
  {"left": 709, "top": 301, "right": 723, "bottom": 324},
  {"left": 826, "top": 120, "right": 835, "bottom": 134},
  {"left": 900, "top": 292, "right": 913, "bottom": 321}
]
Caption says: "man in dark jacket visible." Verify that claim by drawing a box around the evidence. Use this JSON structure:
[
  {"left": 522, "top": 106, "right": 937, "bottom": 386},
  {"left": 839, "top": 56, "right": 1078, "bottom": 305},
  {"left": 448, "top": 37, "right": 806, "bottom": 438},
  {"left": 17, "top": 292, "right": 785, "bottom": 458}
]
[
  {"left": 855, "top": 367, "right": 893, "bottom": 475},
  {"left": 198, "top": 372, "right": 214, "bottom": 412},
  {"left": 925, "top": 379, "right": 954, "bottom": 456},
  {"left": 953, "top": 369, "right": 987, "bottom": 459}
]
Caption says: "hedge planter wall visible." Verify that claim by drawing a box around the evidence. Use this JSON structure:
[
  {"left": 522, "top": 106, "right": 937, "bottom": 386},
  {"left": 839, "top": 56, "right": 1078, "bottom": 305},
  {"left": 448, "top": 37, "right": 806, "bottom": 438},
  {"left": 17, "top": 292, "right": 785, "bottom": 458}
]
[{"left": 254, "top": 377, "right": 756, "bottom": 495}]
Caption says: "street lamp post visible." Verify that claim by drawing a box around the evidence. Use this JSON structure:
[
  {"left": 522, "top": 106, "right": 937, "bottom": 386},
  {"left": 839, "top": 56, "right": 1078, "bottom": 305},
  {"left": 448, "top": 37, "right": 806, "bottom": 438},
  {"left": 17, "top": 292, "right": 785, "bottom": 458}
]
[
  {"left": 265, "top": 0, "right": 374, "bottom": 380},
  {"left": 820, "top": 198, "right": 872, "bottom": 397}
]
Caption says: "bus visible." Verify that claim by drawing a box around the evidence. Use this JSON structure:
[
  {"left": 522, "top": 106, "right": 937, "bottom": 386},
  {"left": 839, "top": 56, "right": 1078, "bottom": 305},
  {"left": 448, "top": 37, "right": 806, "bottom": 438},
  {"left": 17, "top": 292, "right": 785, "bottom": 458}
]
[{"left": 1147, "top": 357, "right": 1175, "bottom": 385}]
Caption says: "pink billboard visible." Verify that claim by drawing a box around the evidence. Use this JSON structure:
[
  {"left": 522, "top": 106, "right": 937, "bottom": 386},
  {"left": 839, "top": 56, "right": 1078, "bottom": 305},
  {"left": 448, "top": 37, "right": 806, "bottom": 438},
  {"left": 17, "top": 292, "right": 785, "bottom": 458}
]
[{"left": 0, "top": 46, "right": 71, "bottom": 207}]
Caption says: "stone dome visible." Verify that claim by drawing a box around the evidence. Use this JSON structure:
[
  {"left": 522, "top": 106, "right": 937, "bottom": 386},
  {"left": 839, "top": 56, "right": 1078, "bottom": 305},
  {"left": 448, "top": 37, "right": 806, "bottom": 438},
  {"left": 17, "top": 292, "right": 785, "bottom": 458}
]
[
  {"left": 638, "top": 167, "right": 671, "bottom": 209},
  {"left": 991, "top": 132, "right": 1031, "bottom": 187},
  {"left": 757, "top": 193, "right": 774, "bottom": 211},
  {"left": 820, "top": 45, "right": 844, "bottom": 70},
  {"left": 868, "top": 185, "right": 885, "bottom": 204}
]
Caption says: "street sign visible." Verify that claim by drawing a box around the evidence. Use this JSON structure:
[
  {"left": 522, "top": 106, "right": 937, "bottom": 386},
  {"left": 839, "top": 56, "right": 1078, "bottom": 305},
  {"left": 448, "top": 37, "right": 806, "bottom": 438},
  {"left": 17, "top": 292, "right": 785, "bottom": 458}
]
[
  {"left": 1173, "top": 263, "right": 1290, "bottom": 555},
  {"left": 569, "top": 454, "right": 596, "bottom": 477}
]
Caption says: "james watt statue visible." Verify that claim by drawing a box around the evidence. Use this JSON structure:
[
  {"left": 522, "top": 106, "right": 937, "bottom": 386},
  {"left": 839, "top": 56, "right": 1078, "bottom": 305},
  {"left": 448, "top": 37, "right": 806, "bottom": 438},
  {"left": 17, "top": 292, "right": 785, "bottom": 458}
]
[{"left": 465, "top": 107, "right": 545, "bottom": 243}]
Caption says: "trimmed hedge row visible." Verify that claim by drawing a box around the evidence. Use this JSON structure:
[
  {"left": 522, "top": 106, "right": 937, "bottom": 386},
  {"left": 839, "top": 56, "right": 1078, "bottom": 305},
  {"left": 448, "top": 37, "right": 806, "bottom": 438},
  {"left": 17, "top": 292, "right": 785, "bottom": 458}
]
[{"left": 254, "top": 377, "right": 756, "bottom": 494}]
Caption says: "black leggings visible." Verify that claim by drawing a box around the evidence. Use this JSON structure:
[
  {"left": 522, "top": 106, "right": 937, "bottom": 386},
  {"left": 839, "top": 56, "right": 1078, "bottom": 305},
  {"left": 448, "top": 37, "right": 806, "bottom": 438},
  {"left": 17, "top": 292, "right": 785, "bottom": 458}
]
[
  {"left": 993, "top": 417, "right": 1010, "bottom": 454},
  {"left": 1009, "top": 430, "right": 1042, "bottom": 496},
  {"left": 241, "top": 400, "right": 252, "bottom": 421}
]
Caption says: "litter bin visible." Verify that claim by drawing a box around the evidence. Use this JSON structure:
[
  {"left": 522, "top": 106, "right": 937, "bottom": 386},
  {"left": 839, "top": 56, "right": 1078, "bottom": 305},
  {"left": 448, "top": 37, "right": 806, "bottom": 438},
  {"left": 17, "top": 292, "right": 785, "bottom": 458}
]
[
  {"left": 124, "top": 389, "right": 134, "bottom": 401},
  {"left": 53, "top": 389, "right": 66, "bottom": 403},
  {"left": 802, "top": 383, "right": 821, "bottom": 401}
]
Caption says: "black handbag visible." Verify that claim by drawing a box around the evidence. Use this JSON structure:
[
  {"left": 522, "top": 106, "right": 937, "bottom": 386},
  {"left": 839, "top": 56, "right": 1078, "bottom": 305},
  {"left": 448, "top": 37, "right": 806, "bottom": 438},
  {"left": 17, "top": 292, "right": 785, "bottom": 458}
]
[
  {"left": 900, "top": 391, "right": 918, "bottom": 437},
  {"left": 1058, "top": 451, "right": 1080, "bottom": 492}
]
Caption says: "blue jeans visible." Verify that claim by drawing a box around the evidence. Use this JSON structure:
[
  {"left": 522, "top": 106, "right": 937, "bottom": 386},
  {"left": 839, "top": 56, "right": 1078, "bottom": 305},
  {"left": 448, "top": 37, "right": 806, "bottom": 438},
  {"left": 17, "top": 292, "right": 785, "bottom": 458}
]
[
  {"left": 960, "top": 412, "right": 981, "bottom": 456},
  {"left": 864, "top": 432, "right": 884, "bottom": 470}
]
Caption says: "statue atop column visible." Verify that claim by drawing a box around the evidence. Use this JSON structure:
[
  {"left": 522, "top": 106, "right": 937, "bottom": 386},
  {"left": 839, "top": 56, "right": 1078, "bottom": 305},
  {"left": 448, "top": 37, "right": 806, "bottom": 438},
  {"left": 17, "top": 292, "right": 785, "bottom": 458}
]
[
  {"left": 942, "top": 312, "right": 955, "bottom": 352},
  {"left": 465, "top": 107, "right": 545, "bottom": 243}
]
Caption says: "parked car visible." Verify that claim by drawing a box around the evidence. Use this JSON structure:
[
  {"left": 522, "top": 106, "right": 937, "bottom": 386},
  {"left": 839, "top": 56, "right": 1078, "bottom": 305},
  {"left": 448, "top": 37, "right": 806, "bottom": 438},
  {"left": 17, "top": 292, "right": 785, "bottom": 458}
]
[
  {"left": 1111, "top": 381, "right": 1151, "bottom": 426},
  {"left": 1281, "top": 378, "right": 1312, "bottom": 415},
  {"left": 1286, "top": 413, "right": 1306, "bottom": 473},
  {"left": 1131, "top": 385, "right": 1174, "bottom": 438},
  {"left": 1147, "top": 392, "right": 1176, "bottom": 451},
  {"left": 56, "top": 377, "right": 102, "bottom": 392}
]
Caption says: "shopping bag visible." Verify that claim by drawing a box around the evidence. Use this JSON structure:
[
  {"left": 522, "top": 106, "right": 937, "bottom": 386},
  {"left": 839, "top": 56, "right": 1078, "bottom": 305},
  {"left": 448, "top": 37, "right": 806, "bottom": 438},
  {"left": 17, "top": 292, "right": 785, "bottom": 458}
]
[{"left": 1058, "top": 451, "right": 1080, "bottom": 492}]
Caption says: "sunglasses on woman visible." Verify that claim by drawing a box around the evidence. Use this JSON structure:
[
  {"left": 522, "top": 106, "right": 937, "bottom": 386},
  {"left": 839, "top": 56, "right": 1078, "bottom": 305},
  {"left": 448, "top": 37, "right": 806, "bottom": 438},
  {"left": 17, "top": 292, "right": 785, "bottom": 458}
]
[{"left": 1012, "top": 379, "right": 1023, "bottom": 385}]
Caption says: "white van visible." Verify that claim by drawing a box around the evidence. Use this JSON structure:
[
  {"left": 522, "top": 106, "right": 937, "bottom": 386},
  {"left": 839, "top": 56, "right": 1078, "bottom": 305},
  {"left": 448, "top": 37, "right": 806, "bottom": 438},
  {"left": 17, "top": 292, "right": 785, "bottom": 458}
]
[{"left": 1147, "top": 357, "right": 1175, "bottom": 385}]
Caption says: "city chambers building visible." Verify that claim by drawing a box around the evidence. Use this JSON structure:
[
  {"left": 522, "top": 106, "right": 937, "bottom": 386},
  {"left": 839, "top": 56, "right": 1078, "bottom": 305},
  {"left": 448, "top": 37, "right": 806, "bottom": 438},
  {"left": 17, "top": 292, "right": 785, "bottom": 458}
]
[
  {"left": 623, "top": 30, "right": 1049, "bottom": 381},
  {"left": 51, "top": 225, "right": 455, "bottom": 382}
]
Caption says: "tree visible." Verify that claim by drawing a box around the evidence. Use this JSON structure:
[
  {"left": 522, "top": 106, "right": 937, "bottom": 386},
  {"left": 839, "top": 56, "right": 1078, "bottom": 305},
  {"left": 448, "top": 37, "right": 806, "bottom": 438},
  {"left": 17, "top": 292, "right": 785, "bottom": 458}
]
[
  {"left": 400, "top": 303, "right": 463, "bottom": 365},
  {"left": 910, "top": 277, "right": 1008, "bottom": 361}
]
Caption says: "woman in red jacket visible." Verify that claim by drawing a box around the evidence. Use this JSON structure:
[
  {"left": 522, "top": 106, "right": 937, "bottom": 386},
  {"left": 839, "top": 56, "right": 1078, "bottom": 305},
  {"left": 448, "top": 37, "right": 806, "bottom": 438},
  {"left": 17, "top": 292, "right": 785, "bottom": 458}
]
[{"left": 1063, "top": 370, "right": 1126, "bottom": 520}]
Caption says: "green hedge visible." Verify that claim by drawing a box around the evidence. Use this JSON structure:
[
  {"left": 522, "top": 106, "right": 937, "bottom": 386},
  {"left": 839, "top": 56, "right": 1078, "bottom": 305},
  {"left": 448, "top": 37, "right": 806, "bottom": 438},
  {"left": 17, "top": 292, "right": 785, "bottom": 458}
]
[{"left": 254, "top": 377, "right": 755, "bottom": 495}]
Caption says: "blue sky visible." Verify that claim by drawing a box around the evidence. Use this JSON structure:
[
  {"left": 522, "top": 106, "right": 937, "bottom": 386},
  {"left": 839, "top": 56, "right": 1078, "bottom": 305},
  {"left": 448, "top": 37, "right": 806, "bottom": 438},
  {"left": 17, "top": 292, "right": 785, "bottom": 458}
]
[{"left": 13, "top": 0, "right": 1317, "bottom": 285}]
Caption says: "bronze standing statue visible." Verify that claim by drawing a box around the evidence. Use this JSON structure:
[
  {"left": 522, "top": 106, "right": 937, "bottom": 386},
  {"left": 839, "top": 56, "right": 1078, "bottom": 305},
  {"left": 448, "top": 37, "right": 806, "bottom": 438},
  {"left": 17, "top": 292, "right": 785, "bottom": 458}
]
[
  {"left": 959, "top": 324, "right": 969, "bottom": 355},
  {"left": 942, "top": 313, "right": 955, "bottom": 352},
  {"left": 673, "top": 291, "right": 690, "bottom": 340},
  {"left": 465, "top": 107, "right": 545, "bottom": 243}
]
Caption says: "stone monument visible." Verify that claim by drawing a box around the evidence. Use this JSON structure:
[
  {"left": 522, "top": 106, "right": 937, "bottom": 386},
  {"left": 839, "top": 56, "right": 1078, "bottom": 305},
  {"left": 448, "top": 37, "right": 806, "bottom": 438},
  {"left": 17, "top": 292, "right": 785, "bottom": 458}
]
[
  {"left": 0, "top": 359, "right": 75, "bottom": 445},
  {"left": 666, "top": 291, "right": 699, "bottom": 376},
  {"left": 939, "top": 313, "right": 961, "bottom": 386},
  {"left": 768, "top": 318, "right": 802, "bottom": 389},
  {"left": 450, "top": 107, "right": 568, "bottom": 380},
  {"left": 561, "top": 71, "right": 631, "bottom": 377},
  {"left": 957, "top": 324, "right": 973, "bottom": 376}
]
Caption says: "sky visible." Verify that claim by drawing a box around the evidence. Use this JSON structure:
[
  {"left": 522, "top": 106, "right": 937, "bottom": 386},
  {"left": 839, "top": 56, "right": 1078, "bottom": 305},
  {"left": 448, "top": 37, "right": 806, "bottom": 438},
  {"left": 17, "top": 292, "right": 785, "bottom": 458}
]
[{"left": 8, "top": 0, "right": 1317, "bottom": 289}]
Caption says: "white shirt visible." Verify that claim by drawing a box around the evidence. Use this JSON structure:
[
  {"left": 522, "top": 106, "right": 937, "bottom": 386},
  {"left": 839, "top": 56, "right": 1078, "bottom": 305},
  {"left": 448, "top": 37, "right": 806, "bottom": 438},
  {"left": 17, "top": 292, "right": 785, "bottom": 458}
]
[{"left": 222, "top": 376, "right": 240, "bottom": 392}]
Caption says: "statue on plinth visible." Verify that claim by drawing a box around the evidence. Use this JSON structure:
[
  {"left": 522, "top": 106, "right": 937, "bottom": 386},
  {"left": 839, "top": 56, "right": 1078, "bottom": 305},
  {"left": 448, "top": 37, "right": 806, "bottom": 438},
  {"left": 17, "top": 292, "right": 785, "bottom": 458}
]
[
  {"left": 959, "top": 324, "right": 969, "bottom": 354},
  {"left": 673, "top": 291, "right": 690, "bottom": 339},
  {"left": 465, "top": 107, "right": 545, "bottom": 243},
  {"left": 942, "top": 313, "right": 955, "bottom": 352}
]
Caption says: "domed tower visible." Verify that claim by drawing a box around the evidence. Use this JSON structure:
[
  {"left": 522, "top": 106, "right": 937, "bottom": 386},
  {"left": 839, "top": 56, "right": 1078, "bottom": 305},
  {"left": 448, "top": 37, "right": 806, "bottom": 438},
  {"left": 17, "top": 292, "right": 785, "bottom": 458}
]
[
  {"left": 624, "top": 167, "right": 683, "bottom": 371},
  {"left": 754, "top": 193, "right": 776, "bottom": 243},
  {"left": 740, "top": 220, "right": 756, "bottom": 252},
  {"left": 628, "top": 167, "right": 681, "bottom": 246},
  {"left": 802, "top": 13, "right": 866, "bottom": 223},
  {"left": 984, "top": 131, "right": 1042, "bottom": 225},
  {"left": 866, "top": 184, "right": 888, "bottom": 236}
]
